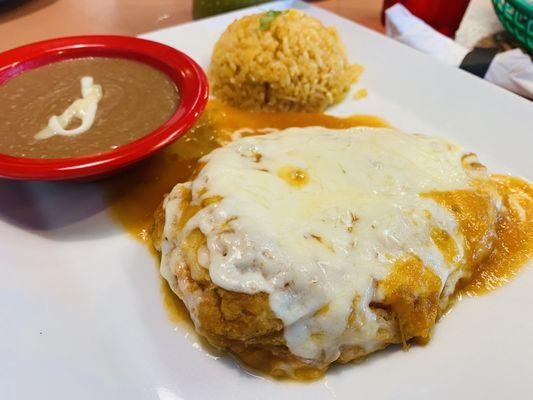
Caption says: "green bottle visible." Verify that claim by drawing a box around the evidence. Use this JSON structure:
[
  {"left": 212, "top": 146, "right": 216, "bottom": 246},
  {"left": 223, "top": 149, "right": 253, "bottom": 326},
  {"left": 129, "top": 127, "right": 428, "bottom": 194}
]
[{"left": 193, "top": 0, "right": 273, "bottom": 19}]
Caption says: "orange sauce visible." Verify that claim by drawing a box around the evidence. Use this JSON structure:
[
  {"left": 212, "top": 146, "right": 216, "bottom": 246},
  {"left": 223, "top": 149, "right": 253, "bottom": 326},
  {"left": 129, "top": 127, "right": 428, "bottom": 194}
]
[
  {"left": 422, "top": 175, "right": 533, "bottom": 296},
  {"left": 102, "top": 113, "right": 218, "bottom": 242},
  {"left": 353, "top": 88, "right": 368, "bottom": 100},
  {"left": 206, "top": 98, "right": 388, "bottom": 135},
  {"left": 430, "top": 226, "right": 459, "bottom": 265},
  {"left": 462, "top": 175, "right": 533, "bottom": 295},
  {"left": 422, "top": 189, "right": 497, "bottom": 267},
  {"left": 161, "top": 279, "right": 192, "bottom": 324},
  {"left": 379, "top": 255, "right": 442, "bottom": 343}
]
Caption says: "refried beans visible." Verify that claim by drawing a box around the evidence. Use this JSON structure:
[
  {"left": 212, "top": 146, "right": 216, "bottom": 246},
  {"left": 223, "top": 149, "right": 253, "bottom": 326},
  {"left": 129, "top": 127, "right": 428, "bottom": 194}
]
[{"left": 0, "top": 57, "right": 179, "bottom": 158}]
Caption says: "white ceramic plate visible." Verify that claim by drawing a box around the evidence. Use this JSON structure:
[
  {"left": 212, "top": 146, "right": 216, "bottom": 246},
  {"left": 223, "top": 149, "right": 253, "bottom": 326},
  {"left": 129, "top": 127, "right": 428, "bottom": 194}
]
[{"left": 1, "top": 1, "right": 531, "bottom": 399}]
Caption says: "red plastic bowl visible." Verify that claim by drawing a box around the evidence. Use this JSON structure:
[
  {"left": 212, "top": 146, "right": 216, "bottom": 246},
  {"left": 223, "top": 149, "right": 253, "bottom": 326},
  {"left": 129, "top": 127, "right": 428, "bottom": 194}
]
[{"left": 0, "top": 35, "right": 208, "bottom": 181}]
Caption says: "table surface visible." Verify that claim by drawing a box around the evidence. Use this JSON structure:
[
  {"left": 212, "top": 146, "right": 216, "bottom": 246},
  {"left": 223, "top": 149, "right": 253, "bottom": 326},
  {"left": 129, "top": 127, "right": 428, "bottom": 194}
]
[{"left": 0, "top": 0, "right": 384, "bottom": 52}]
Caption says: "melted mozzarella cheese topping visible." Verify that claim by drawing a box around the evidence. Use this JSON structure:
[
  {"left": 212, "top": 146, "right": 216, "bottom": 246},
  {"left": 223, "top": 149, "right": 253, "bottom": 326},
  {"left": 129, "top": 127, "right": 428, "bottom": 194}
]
[{"left": 162, "top": 127, "right": 491, "bottom": 363}]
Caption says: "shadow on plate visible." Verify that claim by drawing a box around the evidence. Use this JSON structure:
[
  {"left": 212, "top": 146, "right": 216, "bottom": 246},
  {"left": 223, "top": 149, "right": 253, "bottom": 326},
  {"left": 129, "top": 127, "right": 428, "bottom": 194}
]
[{"left": 0, "top": 180, "right": 118, "bottom": 241}]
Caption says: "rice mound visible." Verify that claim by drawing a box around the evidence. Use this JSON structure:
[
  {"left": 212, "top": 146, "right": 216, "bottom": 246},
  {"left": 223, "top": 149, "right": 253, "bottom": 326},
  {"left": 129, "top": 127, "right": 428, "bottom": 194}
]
[{"left": 208, "top": 9, "right": 360, "bottom": 112}]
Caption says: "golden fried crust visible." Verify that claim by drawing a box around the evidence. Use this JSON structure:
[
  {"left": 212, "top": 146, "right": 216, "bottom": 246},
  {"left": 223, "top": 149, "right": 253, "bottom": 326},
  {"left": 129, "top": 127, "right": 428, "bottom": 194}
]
[
  {"left": 153, "top": 201, "right": 283, "bottom": 343},
  {"left": 199, "top": 288, "right": 283, "bottom": 341},
  {"left": 152, "top": 205, "right": 313, "bottom": 376}
]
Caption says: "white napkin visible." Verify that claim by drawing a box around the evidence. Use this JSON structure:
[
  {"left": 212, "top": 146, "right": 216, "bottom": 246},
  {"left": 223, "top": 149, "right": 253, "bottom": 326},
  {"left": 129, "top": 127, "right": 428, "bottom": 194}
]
[
  {"left": 485, "top": 49, "right": 533, "bottom": 99},
  {"left": 385, "top": 3, "right": 533, "bottom": 99}
]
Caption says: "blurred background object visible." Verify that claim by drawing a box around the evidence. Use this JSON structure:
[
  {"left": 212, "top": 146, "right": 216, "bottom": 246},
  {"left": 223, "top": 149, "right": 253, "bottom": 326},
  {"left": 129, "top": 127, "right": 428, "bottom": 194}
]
[
  {"left": 0, "top": 0, "right": 529, "bottom": 57},
  {"left": 381, "top": 0, "right": 471, "bottom": 37},
  {"left": 0, "top": 0, "right": 29, "bottom": 11},
  {"left": 455, "top": 0, "right": 506, "bottom": 47},
  {"left": 385, "top": 3, "right": 533, "bottom": 98},
  {"left": 0, "top": 0, "right": 385, "bottom": 52},
  {"left": 491, "top": 0, "right": 533, "bottom": 53},
  {"left": 193, "top": 0, "right": 272, "bottom": 19},
  {"left": 382, "top": 0, "right": 532, "bottom": 54}
]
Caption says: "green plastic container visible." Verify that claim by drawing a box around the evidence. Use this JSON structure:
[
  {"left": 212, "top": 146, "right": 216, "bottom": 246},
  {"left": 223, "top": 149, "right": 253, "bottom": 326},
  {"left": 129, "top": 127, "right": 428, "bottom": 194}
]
[
  {"left": 492, "top": 0, "right": 533, "bottom": 53},
  {"left": 193, "top": 0, "right": 272, "bottom": 19}
]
